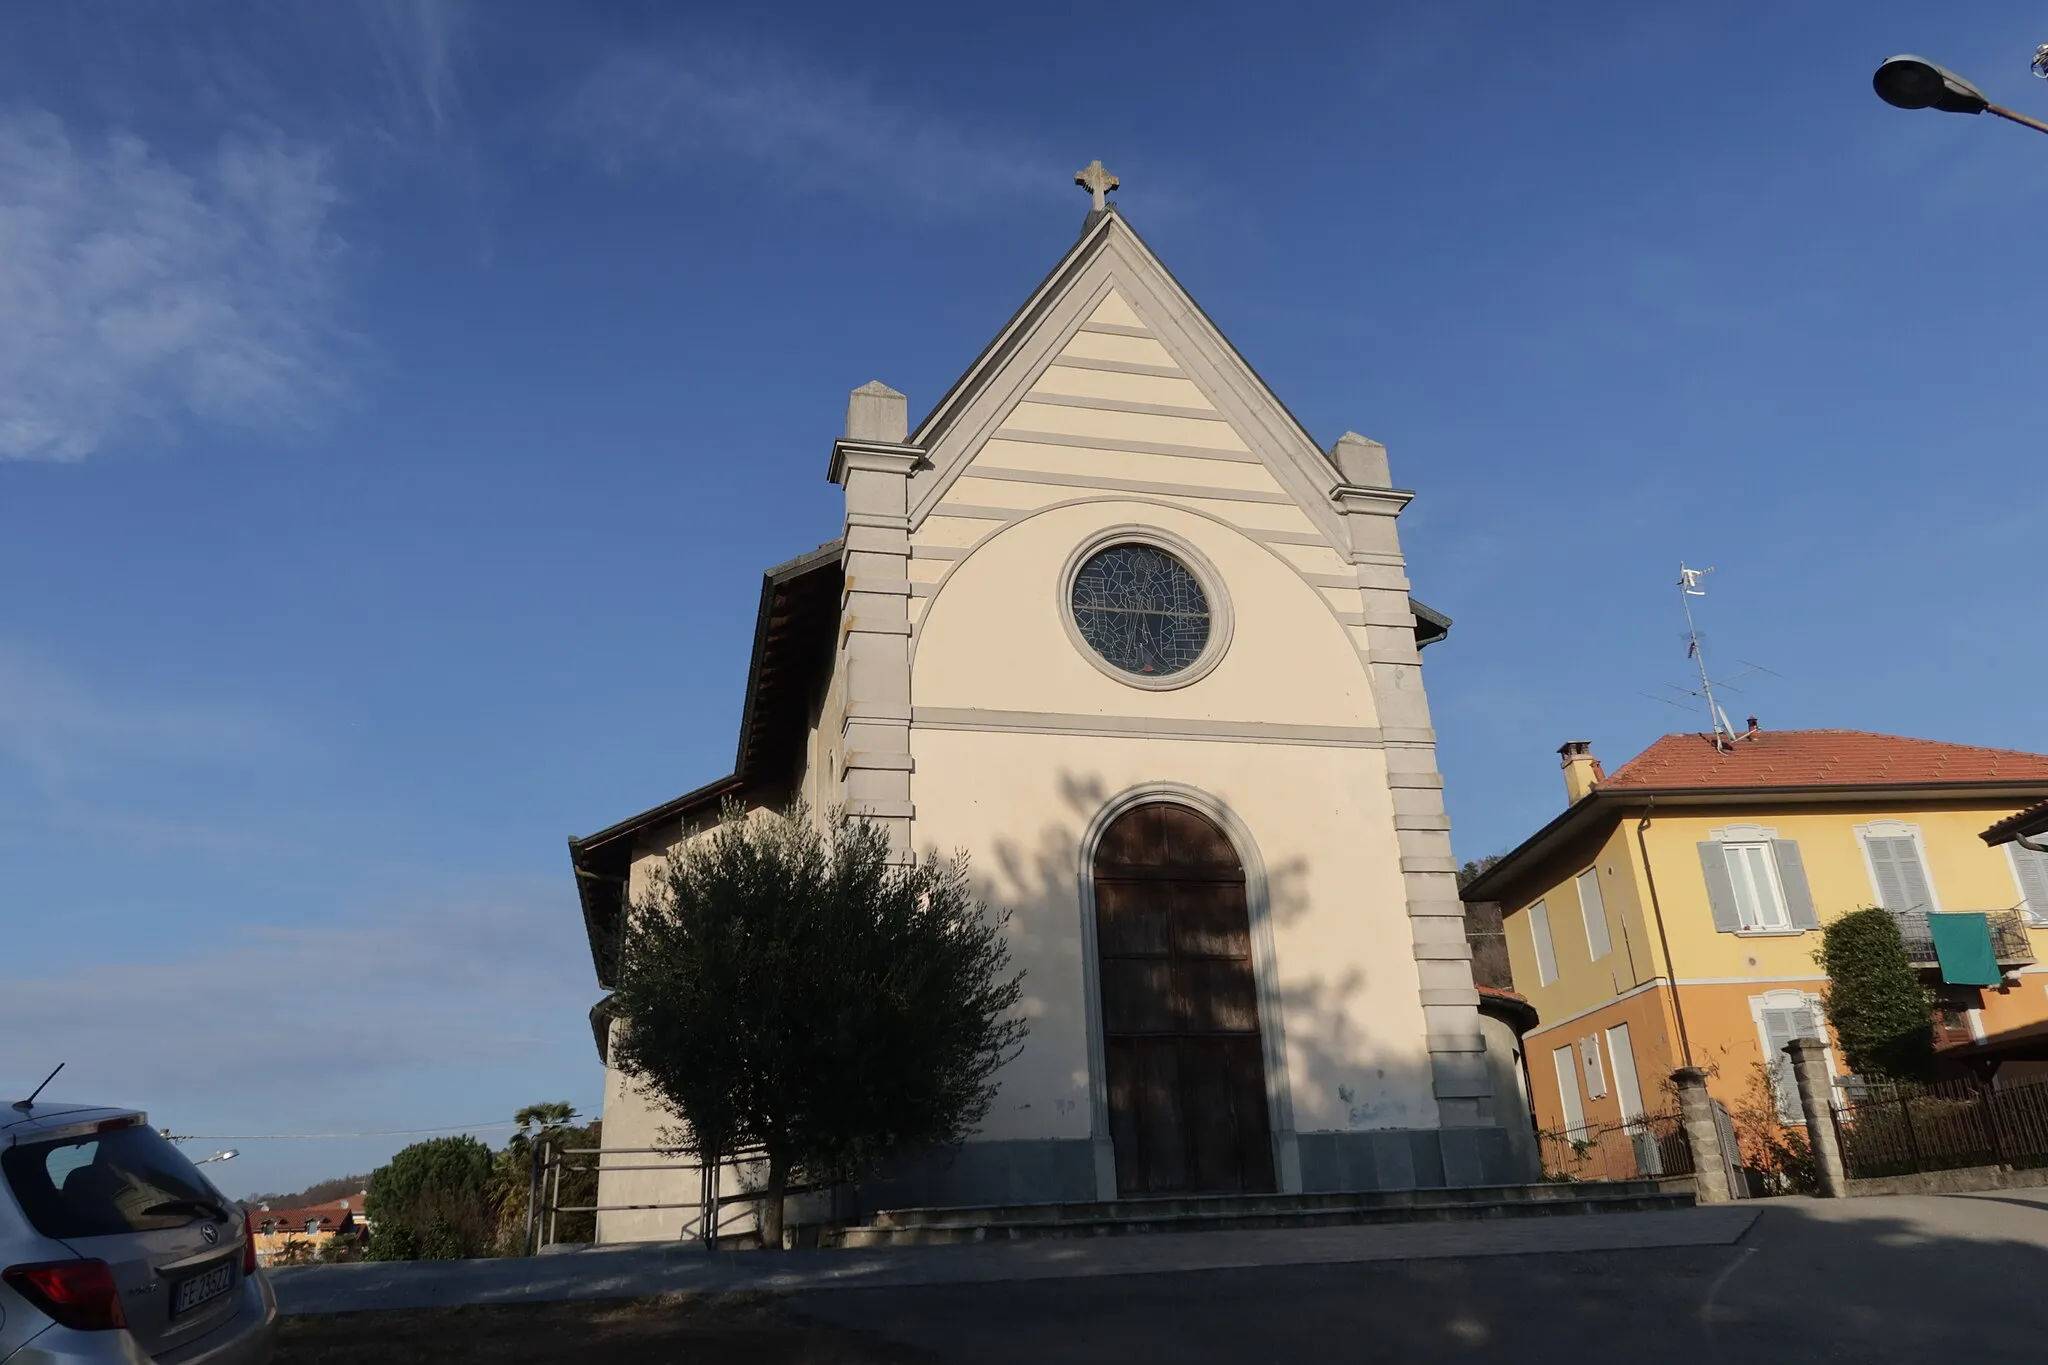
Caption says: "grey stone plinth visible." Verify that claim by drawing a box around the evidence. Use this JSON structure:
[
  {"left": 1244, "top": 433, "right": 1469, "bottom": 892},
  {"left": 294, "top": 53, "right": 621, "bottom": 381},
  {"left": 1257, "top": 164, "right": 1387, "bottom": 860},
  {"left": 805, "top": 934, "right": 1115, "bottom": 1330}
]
[
  {"left": 1786, "top": 1037, "right": 1846, "bottom": 1197},
  {"left": 1672, "top": 1067, "right": 1731, "bottom": 1204}
]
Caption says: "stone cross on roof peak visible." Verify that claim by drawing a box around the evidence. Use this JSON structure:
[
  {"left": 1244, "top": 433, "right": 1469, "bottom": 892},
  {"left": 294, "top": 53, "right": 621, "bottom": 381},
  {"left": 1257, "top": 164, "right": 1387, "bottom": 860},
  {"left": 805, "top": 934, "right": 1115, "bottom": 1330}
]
[{"left": 1075, "top": 159, "right": 1119, "bottom": 212}]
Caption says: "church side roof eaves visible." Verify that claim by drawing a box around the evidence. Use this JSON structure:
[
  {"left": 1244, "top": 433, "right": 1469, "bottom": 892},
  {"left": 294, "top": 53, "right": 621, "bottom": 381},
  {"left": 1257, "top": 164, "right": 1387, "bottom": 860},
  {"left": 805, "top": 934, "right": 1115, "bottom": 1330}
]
[
  {"left": 568, "top": 539, "right": 844, "bottom": 988},
  {"left": 1410, "top": 597, "right": 1451, "bottom": 648}
]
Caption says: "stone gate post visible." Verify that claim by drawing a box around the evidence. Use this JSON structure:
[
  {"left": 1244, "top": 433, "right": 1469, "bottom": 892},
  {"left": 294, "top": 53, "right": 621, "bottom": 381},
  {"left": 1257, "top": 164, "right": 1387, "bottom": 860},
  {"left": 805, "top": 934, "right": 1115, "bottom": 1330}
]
[
  {"left": 1672, "top": 1067, "right": 1731, "bottom": 1203},
  {"left": 1786, "top": 1037, "right": 1847, "bottom": 1197}
]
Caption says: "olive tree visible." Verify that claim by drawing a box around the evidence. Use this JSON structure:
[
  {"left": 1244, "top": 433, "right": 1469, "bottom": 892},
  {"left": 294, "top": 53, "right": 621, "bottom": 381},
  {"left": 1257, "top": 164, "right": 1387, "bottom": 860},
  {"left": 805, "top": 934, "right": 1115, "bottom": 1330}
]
[{"left": 608, "top": 804, "right": 1025, "bottom": 1248}]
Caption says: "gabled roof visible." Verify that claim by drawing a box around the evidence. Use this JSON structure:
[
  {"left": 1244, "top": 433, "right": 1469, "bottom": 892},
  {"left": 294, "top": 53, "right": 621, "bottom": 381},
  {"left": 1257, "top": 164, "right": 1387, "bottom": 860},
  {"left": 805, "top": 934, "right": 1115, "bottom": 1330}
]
[
  {"left": 1603, "top": 730, "right": 2048, "bottom": 792},
  {"left": 1462, "top": 728, "right": 2048, "bottom": 907},
  {"left": 905, "top": 204, "right": 1365, "bottom": 551}
]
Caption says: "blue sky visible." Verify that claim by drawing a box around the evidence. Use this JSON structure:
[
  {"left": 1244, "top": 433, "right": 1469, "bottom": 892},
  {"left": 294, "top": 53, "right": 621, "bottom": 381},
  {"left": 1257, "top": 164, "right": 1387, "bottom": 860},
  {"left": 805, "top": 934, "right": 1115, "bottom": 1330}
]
[{"left": 4, "top": 1, "right": 2046, "bottom": 1195}]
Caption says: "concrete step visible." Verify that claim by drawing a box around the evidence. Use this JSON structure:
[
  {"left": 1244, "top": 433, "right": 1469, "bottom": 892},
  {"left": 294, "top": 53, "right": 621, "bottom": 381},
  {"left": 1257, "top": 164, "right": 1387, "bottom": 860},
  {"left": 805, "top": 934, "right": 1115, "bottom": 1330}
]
[{"left": 831, "top": 1182, "right": 1694, "bottom": 1249}]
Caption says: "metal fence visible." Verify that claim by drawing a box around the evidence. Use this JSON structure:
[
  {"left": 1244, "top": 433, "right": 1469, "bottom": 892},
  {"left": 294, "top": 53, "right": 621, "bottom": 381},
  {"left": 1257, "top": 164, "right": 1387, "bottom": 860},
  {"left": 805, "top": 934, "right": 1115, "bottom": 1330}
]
[
  {"left": 524, "top": 1139, "right": 772, "bottom": 1252},
  {"left": 1538, "top": 1111, "right": 1695, "bottom": 1184},
  {"left": 1834, "top": 1074, "right": 2048, "bottom": 1180},
  {"left": 1890, "top": 909, "right": 2036, "bottom": 967}
]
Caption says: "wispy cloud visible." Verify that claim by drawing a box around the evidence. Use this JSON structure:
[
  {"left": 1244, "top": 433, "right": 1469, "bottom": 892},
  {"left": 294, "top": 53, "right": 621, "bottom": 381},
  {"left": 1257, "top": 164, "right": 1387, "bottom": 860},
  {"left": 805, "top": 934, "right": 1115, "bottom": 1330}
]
[
  {"left": 0, "top": 112, "right": 348, "bottom": 461},
  {"left": 557, "top": 41, "right": 1065, "bottom": 215},
  {"left": 0, "top": 642, "right": 284, "bottom": 783},
  {"left": 0, "top": 880, "right": 592, "bottom": 1098},
  {"left": 359, "top": 0, "right": 472, "bottom": 143}
]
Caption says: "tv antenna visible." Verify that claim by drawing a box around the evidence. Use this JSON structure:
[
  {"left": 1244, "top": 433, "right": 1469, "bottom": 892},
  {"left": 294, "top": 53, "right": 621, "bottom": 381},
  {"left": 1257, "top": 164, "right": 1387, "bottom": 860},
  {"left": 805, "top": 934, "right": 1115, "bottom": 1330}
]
[{"left": 1678, "top": 564, "right": 1741, "bottom": 751}]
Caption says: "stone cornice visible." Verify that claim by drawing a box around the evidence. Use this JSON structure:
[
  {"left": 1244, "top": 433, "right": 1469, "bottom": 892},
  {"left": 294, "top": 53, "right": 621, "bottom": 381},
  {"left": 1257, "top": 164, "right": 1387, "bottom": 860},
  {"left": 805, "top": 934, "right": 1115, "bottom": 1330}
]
[
  {"left": 1331, "top": 484, "right": 1416, "bottom": 516},
  {"left": 829, "top": 438, "right": 926, "bottom": 486}
]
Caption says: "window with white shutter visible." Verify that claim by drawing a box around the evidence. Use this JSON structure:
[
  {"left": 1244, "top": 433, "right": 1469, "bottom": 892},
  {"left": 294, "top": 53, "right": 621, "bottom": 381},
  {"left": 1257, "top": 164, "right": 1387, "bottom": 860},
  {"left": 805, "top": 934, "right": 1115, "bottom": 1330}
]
[
  {"left": 1605, "top": 1023, "right": 1645, "bottom": 1124},
  {"left": 1576, "top": 868, "right": 1612, "bottom": 960},
  {"left": 1528, "top": 899, "right": 1558, "bottom": 987},
  {"left": 1862, "top": 826, "right": 1936, "bottom": 912},
  {"left": 1578, "top": 1035, "right": 1608, "bottom": 1099},
  {"left": 1752, "top": 992, "right": 1826, "bottom": 1124},
  {"left": 2008, "top": 842, "right": 2048, "bottom": 926},
  {"left": 1553, "top": 1044, "right": 1587, "bottom": 1139}
]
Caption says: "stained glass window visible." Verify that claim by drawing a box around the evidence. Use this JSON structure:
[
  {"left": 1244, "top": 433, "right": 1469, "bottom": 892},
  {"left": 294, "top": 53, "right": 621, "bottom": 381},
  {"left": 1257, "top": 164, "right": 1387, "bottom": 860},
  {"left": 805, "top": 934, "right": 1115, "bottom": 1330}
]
[{"left": 1071, "top": 543, "right": 1212, "bottom": 678}]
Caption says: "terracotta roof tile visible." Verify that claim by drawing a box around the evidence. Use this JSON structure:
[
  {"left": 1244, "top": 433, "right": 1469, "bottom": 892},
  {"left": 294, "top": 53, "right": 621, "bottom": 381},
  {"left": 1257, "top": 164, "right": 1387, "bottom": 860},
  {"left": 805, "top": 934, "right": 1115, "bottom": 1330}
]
[{"left": 1600, "top": 730, "right": 2048, "bottom": 793}]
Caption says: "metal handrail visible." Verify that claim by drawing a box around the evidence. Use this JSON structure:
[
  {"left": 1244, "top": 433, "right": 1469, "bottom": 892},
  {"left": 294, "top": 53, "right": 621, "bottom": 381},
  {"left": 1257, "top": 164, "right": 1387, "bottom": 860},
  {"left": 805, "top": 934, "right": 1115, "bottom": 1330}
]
[{"left": 523, "top": 1139, "right": 779, "bottom": 1253}]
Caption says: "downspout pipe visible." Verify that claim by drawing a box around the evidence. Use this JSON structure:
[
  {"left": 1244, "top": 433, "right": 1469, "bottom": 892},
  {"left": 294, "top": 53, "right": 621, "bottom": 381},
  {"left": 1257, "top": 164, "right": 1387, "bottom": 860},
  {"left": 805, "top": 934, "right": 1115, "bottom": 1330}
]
[{"left": 1636, "top": 796, "right": 1695, "bottom": 1069}]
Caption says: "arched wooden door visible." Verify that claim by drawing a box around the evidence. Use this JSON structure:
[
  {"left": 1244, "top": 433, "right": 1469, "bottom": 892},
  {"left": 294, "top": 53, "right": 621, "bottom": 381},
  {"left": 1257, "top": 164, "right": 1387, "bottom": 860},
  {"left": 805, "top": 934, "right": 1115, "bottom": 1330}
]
[{"left": 1093, "top": 802, "right": 1276, "bottom": 1196}]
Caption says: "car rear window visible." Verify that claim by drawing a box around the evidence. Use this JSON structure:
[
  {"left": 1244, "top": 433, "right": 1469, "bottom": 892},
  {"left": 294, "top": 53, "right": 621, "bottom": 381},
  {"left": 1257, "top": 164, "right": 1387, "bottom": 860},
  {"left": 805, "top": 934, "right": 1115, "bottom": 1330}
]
[{"left": 2, "top": 1123, "right": 227, "bottom": 1239}]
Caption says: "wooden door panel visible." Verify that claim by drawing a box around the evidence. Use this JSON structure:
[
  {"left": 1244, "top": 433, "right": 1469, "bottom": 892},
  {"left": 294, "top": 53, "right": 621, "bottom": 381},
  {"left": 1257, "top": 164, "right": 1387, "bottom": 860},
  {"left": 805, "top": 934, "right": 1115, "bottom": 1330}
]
[
  {"left": 1181, "top": 960, "right": 1261, "bottom": 1033},
  {"left": 1100, "top": 960, "right": 1177, "bottom": 1034},
  {"left": 1095, "top": 803, "right": 1275, "bottom": 1197},
  {"left": 1094, "top": 879, "right": 1170, "bottom": 955},
  {"left": 1169, "top": 881, "right": 1253, "bottom": 958}
]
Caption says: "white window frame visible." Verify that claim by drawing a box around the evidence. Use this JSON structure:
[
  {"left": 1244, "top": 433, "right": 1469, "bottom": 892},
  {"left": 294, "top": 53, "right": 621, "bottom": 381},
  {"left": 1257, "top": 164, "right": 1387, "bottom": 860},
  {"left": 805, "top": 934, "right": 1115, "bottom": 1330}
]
[
  {"left": 1856, "top": 820, "right": 1942, "bottom": 913},
  {"left": 1724, "top": 840, "right": 1792, "bottom": 932},
  {"left": 1748, "top": 988, "right": 1834, "bottom": 1126},
  {"left": 1527, "top": 899, "right": 1558, "bottom": 987},
  {"left": 1575, "top": 867, "right": 1612, "bottom": 961},
  {"left": 1552, "top": 1043, "right": 1588, "bottom": 1139}
]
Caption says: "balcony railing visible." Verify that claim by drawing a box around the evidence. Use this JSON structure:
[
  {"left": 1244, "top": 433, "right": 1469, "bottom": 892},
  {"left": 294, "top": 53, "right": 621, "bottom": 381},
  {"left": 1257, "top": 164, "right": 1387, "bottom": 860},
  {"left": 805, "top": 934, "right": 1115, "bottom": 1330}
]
[{"left": 1891, "top": 909, "right": 2038, "bottom": 968}]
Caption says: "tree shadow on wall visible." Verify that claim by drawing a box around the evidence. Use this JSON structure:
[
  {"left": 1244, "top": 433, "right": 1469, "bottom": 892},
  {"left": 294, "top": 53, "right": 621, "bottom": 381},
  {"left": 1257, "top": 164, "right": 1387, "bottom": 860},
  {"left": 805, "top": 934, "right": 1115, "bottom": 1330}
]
[{"left": 946, "top": 767, "right": 1445, "bottom": 1169}]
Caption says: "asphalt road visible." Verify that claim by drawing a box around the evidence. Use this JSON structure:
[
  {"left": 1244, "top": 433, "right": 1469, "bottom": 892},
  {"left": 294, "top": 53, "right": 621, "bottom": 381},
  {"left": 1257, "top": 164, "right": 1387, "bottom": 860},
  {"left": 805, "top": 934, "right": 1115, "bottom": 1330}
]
[{"left": 792, "top": 1192, "right": 2048, "bottom": 1363}]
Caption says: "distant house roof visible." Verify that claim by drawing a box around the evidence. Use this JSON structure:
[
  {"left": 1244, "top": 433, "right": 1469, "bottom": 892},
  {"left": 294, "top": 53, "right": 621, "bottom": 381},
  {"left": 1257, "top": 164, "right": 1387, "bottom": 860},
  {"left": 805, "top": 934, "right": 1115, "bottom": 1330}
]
[
  {"left": 1602, "top": 730, "right": 2048, "bottom": 792},
  {"left": 1475, "top": 983, "right": 1538, "bottom": 1033},
  {"left": 1463, "top": 729, "right": 2048, "bottom": 906},
  {"left": 1983, "top": 798, "right": 2048, "bottom": 849},
  {"left": 252, "top": 1205, "right": 356, "bottom": 1233}
]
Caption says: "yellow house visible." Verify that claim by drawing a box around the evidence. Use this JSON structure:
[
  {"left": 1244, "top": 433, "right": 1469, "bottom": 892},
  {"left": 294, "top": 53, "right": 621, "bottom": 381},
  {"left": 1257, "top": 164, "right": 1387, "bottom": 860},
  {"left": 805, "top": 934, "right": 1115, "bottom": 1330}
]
[{"left": 1460, "top": 727, "right": 2048, "bottom": 1154}]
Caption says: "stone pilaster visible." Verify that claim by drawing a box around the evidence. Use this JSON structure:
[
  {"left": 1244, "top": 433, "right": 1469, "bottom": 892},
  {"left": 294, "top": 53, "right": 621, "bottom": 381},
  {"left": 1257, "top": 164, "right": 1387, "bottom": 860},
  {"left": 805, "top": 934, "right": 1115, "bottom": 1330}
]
[
  {"left": 1672, "top": 1067, "right": 1732, "bottom": 1203},
  {"left": 1786, "top": 1037, "right": 1847, "bottom": 1197},
  {"left": 828, "top": 382, "right": 922, "bottom": 855},
  {"left": 1328, "top": 432, "right": 1495, "bottom": 1138}
]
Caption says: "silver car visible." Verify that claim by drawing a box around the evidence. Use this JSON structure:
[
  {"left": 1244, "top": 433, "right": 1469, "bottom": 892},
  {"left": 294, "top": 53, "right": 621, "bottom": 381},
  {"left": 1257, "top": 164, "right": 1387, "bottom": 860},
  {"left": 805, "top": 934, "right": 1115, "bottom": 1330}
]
[{"left": 0, "top": 1104, "right": 275, "bottom": 1363}]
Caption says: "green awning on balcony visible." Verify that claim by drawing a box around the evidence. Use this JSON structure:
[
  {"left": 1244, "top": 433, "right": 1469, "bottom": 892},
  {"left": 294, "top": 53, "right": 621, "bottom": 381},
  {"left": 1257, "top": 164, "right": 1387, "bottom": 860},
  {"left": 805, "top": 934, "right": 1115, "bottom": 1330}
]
[{"left": 1929, "top": 912, "right": 2003, "bottom": 987}]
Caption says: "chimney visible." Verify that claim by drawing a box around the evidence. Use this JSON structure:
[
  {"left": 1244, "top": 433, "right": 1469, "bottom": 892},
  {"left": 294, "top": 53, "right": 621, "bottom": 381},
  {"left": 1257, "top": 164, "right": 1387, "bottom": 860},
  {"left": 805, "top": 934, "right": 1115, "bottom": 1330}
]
[{"left": 1559, "top": 741, "right": 1605, "bottom": 804}]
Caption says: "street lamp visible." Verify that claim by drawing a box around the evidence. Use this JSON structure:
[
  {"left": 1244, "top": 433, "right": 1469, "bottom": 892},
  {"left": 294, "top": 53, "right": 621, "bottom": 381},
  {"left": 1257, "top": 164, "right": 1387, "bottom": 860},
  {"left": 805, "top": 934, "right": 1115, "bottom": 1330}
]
[
  {"left": 1873, "top": 54, "right": 2048, "bottom": 135},
  {"left": 195, "top": 1149, "right": 238, "bottom": 1165}
]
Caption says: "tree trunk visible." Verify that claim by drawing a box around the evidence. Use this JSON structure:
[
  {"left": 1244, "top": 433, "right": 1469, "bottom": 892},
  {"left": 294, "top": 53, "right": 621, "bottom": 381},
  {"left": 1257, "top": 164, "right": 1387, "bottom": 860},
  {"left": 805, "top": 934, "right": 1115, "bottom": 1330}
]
[{"left": 760, "top": 1154, "right": 788, "bottom": 1251}]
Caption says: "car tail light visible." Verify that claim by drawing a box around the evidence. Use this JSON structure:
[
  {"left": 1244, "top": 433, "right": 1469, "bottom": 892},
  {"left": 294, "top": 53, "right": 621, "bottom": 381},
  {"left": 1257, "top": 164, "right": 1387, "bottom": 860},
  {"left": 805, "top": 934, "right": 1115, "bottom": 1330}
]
[
  {"left": 243, "top": 1210, "right": 258, "bottom": 1275},
  {"left": 2, "top": 1259, "right": 128, "bottom": 1331}
]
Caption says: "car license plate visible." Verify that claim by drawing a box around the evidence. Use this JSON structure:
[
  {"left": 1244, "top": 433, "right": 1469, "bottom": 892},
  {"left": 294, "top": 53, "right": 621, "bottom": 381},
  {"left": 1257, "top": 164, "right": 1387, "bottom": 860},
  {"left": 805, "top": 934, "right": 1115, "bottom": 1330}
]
[{"left": 171, "top": 1261, "right": 234, "bottom": 1319}]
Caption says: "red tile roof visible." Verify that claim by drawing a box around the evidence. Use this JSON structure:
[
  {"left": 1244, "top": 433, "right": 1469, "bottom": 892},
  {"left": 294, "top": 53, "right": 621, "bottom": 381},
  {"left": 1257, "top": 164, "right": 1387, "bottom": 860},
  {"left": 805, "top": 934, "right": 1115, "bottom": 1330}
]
[
  {"left": 250, "top": 1205, "right": 357, "bottom": 1232},
  {"left": 1601, "top": 730, "right": 2048, "bottom": 793}
]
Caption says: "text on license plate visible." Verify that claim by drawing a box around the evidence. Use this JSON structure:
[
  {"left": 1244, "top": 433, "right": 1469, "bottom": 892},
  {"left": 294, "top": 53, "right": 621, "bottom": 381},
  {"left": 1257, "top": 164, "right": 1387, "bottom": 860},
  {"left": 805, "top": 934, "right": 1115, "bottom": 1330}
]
[{"left": 172, "top": 1262, "right": 234, "bottom": 1318}]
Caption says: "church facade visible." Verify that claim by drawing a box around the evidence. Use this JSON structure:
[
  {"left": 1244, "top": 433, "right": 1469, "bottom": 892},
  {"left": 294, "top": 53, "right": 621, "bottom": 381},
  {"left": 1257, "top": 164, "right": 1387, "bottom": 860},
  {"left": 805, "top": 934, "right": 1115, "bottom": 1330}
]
[{"left": 571, "top": 175, "right": 1512, "bottom": 1240}]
